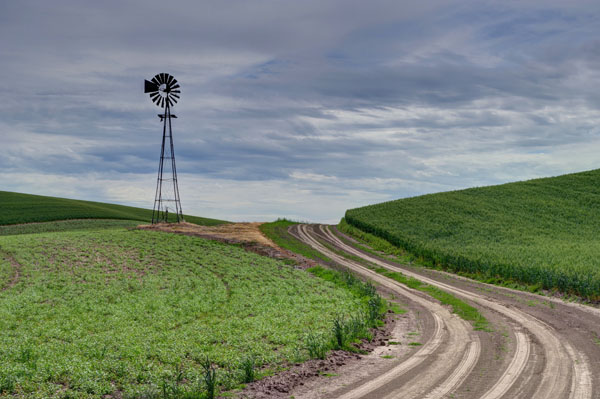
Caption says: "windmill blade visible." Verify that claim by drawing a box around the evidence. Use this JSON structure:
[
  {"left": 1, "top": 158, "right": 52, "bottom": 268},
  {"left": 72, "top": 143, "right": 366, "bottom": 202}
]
[
  {"left": 146, "top": 73, "right": 180, "bottom": 109},
  {"left": 144, "top": 79, "right": 159, "bottom": 93}
]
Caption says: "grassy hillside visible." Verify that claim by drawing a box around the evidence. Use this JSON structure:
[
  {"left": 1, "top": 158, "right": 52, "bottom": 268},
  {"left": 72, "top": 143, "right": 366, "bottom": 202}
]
[
  {"left": 0, "top": 225, "right": 382, "bottom": 397},
  {"left": 345, "top": 169, "right": 600, "bottom": 300},
  {"left": 0, "top": 191, "right": 226, "bottom": 226}
]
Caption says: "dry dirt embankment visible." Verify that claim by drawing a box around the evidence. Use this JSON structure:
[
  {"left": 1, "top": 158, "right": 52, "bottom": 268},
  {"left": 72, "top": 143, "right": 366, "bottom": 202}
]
[{"left": 138, "top": 222, "right": 314, "bottom": 267}]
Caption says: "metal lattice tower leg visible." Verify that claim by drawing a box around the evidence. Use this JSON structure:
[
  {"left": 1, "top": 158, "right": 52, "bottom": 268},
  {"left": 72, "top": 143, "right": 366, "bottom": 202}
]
[{"left": 152, "top": 101, "right": 184, "bottom": 224}]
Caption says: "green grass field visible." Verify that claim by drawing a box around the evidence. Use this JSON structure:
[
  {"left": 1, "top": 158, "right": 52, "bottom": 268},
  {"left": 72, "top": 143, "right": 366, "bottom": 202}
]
[
  {"left": 345, "top": 169, "right": 600, "bottom": 300},
  {"left": 0, "top": 191, "right": 227, "bottom": 226},
  {"left": 0, "top": 223, "right": 378, "bottom": 398},
  {"left": 0, "top": 219, "right": 141, "bottom": 236}
]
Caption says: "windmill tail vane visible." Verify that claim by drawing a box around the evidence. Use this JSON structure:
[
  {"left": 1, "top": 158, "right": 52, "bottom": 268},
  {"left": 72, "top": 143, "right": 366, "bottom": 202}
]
[{"left": 144, "top": 73, "right": 184, "bottom": 224}]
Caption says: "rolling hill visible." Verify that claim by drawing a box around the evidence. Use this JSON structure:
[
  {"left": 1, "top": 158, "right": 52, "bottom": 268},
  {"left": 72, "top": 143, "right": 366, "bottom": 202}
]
[
  {"left": 345, "top": 169, "right": 600, "bottom": 300},
  {"left": 0, "top": 191, "right": 227, "bottom": 226},
  {"left": 0, "top": 191, "right": 386, "bottom": 397}
]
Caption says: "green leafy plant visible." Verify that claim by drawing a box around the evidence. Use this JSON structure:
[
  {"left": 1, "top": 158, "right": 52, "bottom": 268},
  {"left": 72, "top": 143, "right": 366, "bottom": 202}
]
[
  {"left": 0, "top": 374, "right": 15, "bottom": 395},
  {"left": 332, "top": 315, "right": 346, "bottom": 349},
  {"left": 240, "top": 355, "right": 256, "bottom": 383},
  {"left": 305, "top": 331, "right": 329, "bottom": 359},
  {"left": 201, "top": 357, "right": 217, "bottom": 399}
]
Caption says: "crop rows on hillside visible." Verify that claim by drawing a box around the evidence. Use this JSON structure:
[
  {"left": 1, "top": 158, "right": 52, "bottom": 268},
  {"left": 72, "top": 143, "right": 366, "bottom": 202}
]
[
  {"left": 345, "top": 169, "right": 600, "bottom": 300},
  {"left": 0, "top": 191, "right": 226, "bottom": 226},
  {"left": 0, "top": 227, "right": 368, "bottom": 397}
]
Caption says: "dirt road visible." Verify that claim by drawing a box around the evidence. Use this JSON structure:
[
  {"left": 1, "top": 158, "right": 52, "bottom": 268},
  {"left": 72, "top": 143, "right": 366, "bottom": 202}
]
[{"left": 289, "top": 224, "right": 600, "bottom": 399}]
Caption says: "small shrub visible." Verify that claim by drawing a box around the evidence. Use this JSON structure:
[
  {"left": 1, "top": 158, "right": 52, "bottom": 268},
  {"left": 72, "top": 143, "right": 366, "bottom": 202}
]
[
  {"left": 240, "top": 356, "right": 255, "bottom": 383},
  {"left": 346, "top": 313, "right": 370, "bottom": 340},
  {"left": 305, "top": 331, "right": 329, "bottom": 359},
  {"left": 201, "top": 357, "right": 217, "bottom": 399},
  {"left": 332, "top": 315, "right": 346, "bottom": 349},
  {"left": 0, "top": 375, "right": 15, "bottom": 394},
  {"left": 367, "top": 296, "right": 384, "bottom": 323}
]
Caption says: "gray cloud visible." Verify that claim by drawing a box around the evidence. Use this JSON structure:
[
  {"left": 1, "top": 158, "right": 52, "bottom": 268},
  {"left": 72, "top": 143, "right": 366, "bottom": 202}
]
[{"left": 2, "top": 0, "right": 600, "bottom": 221}]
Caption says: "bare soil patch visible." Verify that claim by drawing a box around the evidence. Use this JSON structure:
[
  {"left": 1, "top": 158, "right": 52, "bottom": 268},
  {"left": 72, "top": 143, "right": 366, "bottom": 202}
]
[{"left": 138, "top": 222, "right": 316, "bottom": 269}]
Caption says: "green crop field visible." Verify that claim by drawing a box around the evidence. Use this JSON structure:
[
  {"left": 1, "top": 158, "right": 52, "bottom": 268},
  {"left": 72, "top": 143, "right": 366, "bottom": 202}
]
[
  {"left": 345, "top": 169, "right": 600, "bottom": 300},
  {"left": 0, "top": 191, "right": 227, "bottom": 226},
  {"left": 0, "top": 223, "right": 379, "bottom": 398}
]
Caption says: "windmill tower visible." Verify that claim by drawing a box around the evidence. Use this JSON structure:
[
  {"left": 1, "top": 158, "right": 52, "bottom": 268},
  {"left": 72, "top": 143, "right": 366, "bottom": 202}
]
[{"left": 144, "top": 73, "right": 184, "bottom": 224}]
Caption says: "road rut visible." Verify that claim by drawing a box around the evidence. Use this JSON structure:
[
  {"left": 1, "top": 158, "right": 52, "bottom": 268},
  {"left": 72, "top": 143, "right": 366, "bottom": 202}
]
[
  {"left": 291, "top": 224, "right": 597, "bottom": 399},
  {"left": 294, "top": 225, "right": 482, "bottom": 398}
]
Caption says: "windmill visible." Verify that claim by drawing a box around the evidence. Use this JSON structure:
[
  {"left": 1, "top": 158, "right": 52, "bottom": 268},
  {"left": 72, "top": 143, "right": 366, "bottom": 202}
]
[{"left": 144, "top": 73, "right": 184, "bottom": 223}]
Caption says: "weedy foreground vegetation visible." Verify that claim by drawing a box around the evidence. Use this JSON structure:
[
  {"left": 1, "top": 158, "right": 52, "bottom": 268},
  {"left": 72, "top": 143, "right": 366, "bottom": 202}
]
[
  {"left": 0, "top": 191, "right": 226, "bottom": 226},
  {"left": 345, "top": 169, "right": 600, "bottom": 300},
  {"left": 0, "top": 221, "right": 383, "bottom": 398}
]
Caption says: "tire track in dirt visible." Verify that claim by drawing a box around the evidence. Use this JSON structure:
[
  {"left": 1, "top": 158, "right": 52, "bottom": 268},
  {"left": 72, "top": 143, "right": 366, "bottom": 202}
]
[
  {"left": 0, "top": 249, "right": 21, "bottom": 291},
  {"left": 420, "top": 340, "right": 480, "bottom": 399},
  {"left": 318, "top": 224, "right": 593, "bottom": 399},
  {"left": 479, "top": 331, "right": 529, "bottom": 399},
  {"left": 317, "top": 226, "right": 532, "bottom": 399},
  {"left": 293, "top": 225, "right": 481, "bottom": 399}
]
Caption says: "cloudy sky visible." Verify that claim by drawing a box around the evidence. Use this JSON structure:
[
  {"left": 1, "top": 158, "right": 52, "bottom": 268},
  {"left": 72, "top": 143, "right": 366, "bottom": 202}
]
[{"left": 1, "top": 1, "right": 600, "bottom": 222}]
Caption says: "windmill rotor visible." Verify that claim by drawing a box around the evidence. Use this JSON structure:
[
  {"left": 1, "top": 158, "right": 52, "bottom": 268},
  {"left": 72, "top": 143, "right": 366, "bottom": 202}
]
[{"left": 144, "top": 73, "right": 180, "bottom": 108}]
